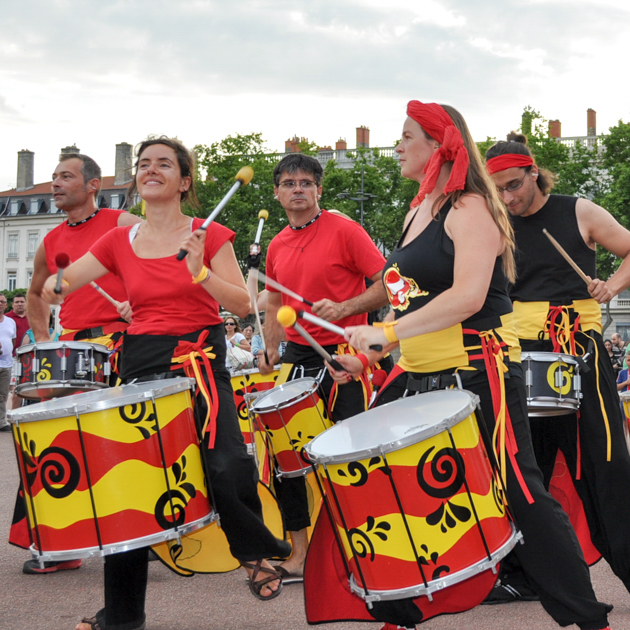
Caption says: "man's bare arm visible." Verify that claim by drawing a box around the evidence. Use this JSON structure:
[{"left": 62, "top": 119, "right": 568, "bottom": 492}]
[
  {"left": 257, "top": 291, "right": 283, "bottom": 374},
  {"left": 27, "top": 242, "right": 54, "bottom": 342},
  {"left": 311, "top": 271, "right": 388, "bottom": 322}
]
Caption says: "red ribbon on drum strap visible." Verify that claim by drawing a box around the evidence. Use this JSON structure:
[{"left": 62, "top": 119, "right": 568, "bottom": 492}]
[{"left": 170, "top": 330, "right": 219, "bottom": 449}]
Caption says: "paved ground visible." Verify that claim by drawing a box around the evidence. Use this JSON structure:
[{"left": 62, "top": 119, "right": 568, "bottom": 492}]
[{"left": 1, "top": 430, "right": 628, "bottom": 630}]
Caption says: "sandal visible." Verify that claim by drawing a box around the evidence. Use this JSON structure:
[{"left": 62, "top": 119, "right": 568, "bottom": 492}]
[
  {"left": 78, "top": 616, "right": 146, "bottom": 630},
  {"left": 277, "top": 565, "right": 304, "bottom": 584},
  {"left": 241, "top": 560, "right": 283, "bottom": 601}
]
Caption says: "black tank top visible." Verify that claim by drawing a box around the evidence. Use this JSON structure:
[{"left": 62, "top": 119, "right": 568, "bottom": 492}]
[
  {"left": 510, "top": 195, "right": 596, "bottom": 303},
  {"left": 383, "top": 199, "right": 512, "bottom": 326}
]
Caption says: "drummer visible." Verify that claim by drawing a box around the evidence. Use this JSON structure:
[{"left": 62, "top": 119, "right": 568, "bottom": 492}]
[
  {"left": 257, "top": 153, "right": 388, "bottom": 579},
  {"left": 330, "top": 101, "right": 612, "bottom": 630},
  {"left": 10, "top": 153, "right": 140, "bottom": 576},
  {"left": 481, "top": 135, "right": 630, "bottom": 603},
  {"left": 42, "top": 136, "right": 291, "bottom": 630}
]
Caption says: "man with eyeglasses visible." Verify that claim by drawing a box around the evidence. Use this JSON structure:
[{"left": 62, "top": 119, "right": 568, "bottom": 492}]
[
  {"left": 482, "top": 134, "right": 630, "bottom": 604},
  {"left": 258, "top": 153, "right": 387, "bottom": 580},
  {"left": 0, "top": 294, "right": 17, "bottom": 432}
]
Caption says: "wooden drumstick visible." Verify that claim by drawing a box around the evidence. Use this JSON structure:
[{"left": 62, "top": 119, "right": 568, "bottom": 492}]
[
  {"left": 90, "top": 282, "right": 121, "bottom": 308},
  {"left": 277, "top": 306, "right": 347, "bottom": 372},
  {"left": 54, "top": 252, "right": 71, "bottom": 294},
  {"left": 256, "top": 271, "right": 314, "bottom": 307},
  {"left": 543, "top": 229, "right": 591, "bottom": 286}
]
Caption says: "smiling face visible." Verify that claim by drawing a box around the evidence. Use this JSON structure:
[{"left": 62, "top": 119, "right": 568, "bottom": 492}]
[
  {"left": 135, "top": 144, "right": 191, "bottom": 203},
  {"left": 395, "top": 117, "right": 440, "bottom": 183}
]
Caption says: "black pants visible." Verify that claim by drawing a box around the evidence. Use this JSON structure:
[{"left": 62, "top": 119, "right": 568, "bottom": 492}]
[
  {"left": 100, "top": 327, "right": 291, "bottom": 629},
  {"left": 368, "top": 364, "right": 611, "bottom": 630},
  {"left": 500, "top": 331, "right": 630, "bottom": 596},
  {"left": 273, "top": 342, "right": 366, "bottom": 532}
]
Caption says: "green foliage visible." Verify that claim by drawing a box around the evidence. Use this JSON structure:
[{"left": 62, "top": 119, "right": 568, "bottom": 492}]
[
  {"left": 1, "top": 288, "right": 29, "bottom": 310},
  {"left": 476, "top": 137, "right": 497, "bottom": 158}
]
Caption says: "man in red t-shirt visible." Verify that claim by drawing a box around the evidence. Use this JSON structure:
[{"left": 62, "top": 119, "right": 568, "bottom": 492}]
[
  {"left": 16, "top": 153, "right": 141, "bottom": 575},
  {"left": 5, "top": 294, "right": 29, "bottom": 351},
  {"left": 258, "top": 153, "right": 387, "bottom": 579}
]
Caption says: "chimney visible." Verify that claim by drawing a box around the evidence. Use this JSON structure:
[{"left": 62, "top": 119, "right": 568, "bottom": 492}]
[
  {"left": 335, "top": 138, "right": 347, "bottom": 151},
  {"left": 285, "top": 136, "right": 300, "bottom": 153},
  {"left": 549, "top": 120, "right": 562, "bottom": 138},
  {"left": 60, "top": 144, "right": 80, "bottom": 157},
  {"left": 16, "top": 150, "right": 34, "bottom": 191},
  {"left": 114, "top": 142, "right": 133, "bottom": 185},
  {"left": 356, "top": 126, "right": 370, "bottom": 148},
  {"left": 587, "top": 109, "right": 597, "bottom": 136}
]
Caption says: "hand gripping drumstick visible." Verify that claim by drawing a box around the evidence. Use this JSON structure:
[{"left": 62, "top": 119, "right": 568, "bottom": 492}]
[
  {"left": 176, "top": 166, "right": 254, "bottom": 260},
  {"left": 54, "top": 253, "right": 71, "bottom": 294},
  {"left": 543, "top": 229, "right": 591, "bottom": 285},
  {"left": 277, "top": 306, "right": 347, "bottom": 372},
  {"left": 296, "top": 309, "right": 383, "bottom": 352}
]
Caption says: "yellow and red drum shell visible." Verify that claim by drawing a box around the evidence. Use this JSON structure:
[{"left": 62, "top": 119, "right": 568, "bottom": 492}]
[
  {"left": 230, "top": 367, "right": 279, "bottom": 444},
  {"left": 252, "top": 377, "right": 332, "bottom": 477},
  {"left": 307, "top": 390, "right": 515, "bottom": 596},
  {"left": 9, "top": 378, "right": 212, "bottom": 558}
]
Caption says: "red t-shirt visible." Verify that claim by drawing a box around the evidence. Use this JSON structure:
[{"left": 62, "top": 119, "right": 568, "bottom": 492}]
[
  {"left": 266, "top": 210, "right": 386, "bottom": 346},
  {"left": 90, "top": 218, "right": 235, "bottom": 336},
  {"left": 5, "top": 312, "right": 29, "bottom": 352},
  {"left": 44, "top": 208, "right": 130, "bottom": 330}
]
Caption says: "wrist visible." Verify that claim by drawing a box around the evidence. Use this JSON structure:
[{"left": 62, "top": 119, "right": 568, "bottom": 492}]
[
  {"left": 355, "top": 353, "right": 370, "bottom": 370},
  {"left": 192, "top": 266, "right": 211, "bottom": 284}
]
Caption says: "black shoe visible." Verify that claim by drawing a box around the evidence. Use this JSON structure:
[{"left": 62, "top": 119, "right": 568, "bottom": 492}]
[
  {"left": 482, "top": 582, "right": 540, "bottom": 605},
  {"left": 23, "top": 559, "right": 82, "bottom": 574},
  {"left": 0, "top": 424, "right": 12, "bottom": 432}
]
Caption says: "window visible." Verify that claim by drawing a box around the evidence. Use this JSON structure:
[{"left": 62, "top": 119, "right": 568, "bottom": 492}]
[
  {"left": 7, "top": 272, "right": 17, "bottom": 291},
  {"left": 7, "top": 234, "right": 18, "bottom": 258},
  {"left": 50, "top": 197, "right": 59, "bottom": 213},
  {"left": 110, "top": 194, "right": 120, "bottom": 209},
  {"left": 615, "top": 324, "right": 630, "bottom": 343},
  {"left": 27, "top": 270, "right": 33, "bottom": 286},
  {"left": 10, "top": 201, "right": 18, "bottom": 215},
  {"left": 29, "top": 200, "right": 38, "bottom": 214},
  {"left": 28, "top": 233, "right": 39, "bottom": 257}
]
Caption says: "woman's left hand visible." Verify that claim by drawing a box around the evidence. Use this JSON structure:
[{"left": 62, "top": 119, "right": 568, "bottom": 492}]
[
  {"left": 345, "top": 325, "right": 388, "bottom": 354},
  {"left": 181, "top": 228, "right": 208, "bottom": 278},
  {"left": 325, "top": 355, "right": 364, "bottom": 384}
]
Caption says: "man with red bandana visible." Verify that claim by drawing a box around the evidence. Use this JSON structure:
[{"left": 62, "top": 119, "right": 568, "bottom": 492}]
[
  {"left": 12, "top": 153, "right": 141, "bottom": 575},
  {"left": 484, "top": 134, "right": 630, "bottom": 604}
]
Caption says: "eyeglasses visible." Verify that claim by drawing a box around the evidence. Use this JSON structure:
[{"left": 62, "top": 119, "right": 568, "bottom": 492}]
[
  {"left": 225, "top": 322, "right": 236, "bottom": 326},
  {"left": 278, "top": 180, "right": 317, "bottom": 190},
  {"left": 496, "top": 173, "right": 528, "bottom": 195}
]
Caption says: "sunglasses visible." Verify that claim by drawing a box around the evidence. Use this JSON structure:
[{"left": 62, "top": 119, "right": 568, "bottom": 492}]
[{"left": 225, "top": 322, "right": 236, "bottom": 326}]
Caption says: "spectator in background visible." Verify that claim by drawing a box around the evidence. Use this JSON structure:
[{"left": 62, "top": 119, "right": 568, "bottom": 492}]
[
  {"left": 0, "top": 294, "right": 16, "bottom": 432},
  {"left": 605, "top": 339, "right": 622, "bottom": 376},
  {"left": 617, "top": 346, "right": 630, "bottom": 393},
  {"left": 611, "top": 332, "right": 625, "bottom": 369},
  {"left": 242, "top": 323, "right": 255, "bottom": 346},
  {"left": 5, "top": 294, "right": 29, "bottom": 355}
]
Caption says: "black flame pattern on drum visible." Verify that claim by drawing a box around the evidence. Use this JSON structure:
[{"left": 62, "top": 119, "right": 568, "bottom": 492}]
[
  {"left": 335, "top": 457, "right": 386, "bottom": 487},
  {"left": 154, "top": 455, "right": 198, "bottom": 530},
  {"left": 21, "top": 433, "right": 81, "bottom": 499},
  {"left": 418, "top": 543, "right": 451, "bottom": 580},
  {"left": 347, "top": 515, "right": 391, "bottom": 561},
  {"left": 119, "top": 402, "right": 158, "bottom": 439}
]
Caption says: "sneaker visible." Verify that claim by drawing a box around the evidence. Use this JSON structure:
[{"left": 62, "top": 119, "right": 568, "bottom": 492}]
[
  {"left": 482, "top": 581, "right": 539, "bottom": 605},
  {"left": 23, "top": 559, "right": 82, "bottom": 574}
]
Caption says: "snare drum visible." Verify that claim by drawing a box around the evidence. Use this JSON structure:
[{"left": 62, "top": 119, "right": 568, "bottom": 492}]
[
  {"left": 8, "top": 378, "right": 214, "bottom": 562},
  {"left": 522, "top": 351, "right": 581, "bottom": 416},
  {"left": 305, "top": 389, "right": 520, "bottom": 602},
  {"left": 251, "top": 377, "right": 332, "bottom": 478},
  {"left": 16, "top": 341, "right": 111, "bottom": 400}
]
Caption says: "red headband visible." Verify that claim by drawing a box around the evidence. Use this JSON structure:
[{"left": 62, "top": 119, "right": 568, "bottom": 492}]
[
  {"left": 486, "top": 154, "right": 534, "bottom": 175},
  {"left": 406, "top": 100, "right": 470, "bottom": 207}
]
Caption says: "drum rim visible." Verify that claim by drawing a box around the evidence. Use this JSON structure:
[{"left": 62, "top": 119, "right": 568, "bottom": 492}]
[
  {"left": 27, "top": 510, "right": 217, "bottom": 562},
  {"left": 17, "top": 341, "right": 111, "bottom": 354},
  {"left": 250, "top": 376, "right": 319, "bottom": 413},
  {"left": 15, "top": 381, "right": 109, "bottom": 398},
  {"left": 305, "top": 389, "right": 479, "bottom": 465},
  {"left": 521, "top": 351, "right": 579, "bottom": 364},
  {"left": 8, "top": 377, "right": 195, "bottom": 423}
]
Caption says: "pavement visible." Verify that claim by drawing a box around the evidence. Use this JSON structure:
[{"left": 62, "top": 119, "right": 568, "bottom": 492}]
[{"left": 1, "top": 429, "right": 629, "bottom": 630}]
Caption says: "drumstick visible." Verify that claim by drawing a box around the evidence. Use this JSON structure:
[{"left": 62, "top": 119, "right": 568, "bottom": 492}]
[
  {"left": 256, "top": 271, "right": 314, "bottom": 307},
  {"left": 249, "top": 209, "right": 270, "bottom": 364},
  {"left": 54, "top": 252, "right": 71, "bottom": 294},
  {"left": 90, "top": 282, "right": 121, "bottom": 308},
  {"left": 176, "top": 166, "right": 254, "bottom": 260},
  {"left": 254, "top": 209, "right": 269, "bottom": 245},
  {"left": 543, "top": 229, "right": 590, "bottom": 285},
  {"left": 277, "top": 306, "right": 347, "bottom": 372},
  {"left": 297, "top": 309, "right": 383, "bottom": 353}
]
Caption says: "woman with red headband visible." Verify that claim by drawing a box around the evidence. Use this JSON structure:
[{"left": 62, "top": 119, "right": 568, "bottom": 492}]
[{"left": 327, "top": 103, "right": 612, "bottom": 630}]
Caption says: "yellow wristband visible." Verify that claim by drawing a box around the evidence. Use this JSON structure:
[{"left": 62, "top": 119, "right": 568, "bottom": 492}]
[
  {"left": 192, "top": 266, "right": 210, "bottom": 284},
  {"left": 382, "top": 321, "right": 399, "bottom": 343}
]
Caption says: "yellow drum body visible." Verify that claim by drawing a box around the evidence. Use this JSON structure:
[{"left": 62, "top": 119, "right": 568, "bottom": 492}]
[
  {"left": 9, "top": 378, "right": 214, "bottom": 561},
  {"left": 306, "top": 389, "right": 520, "bottom": 601},
  {"left": 251, "top": 377, "right": 332, "bottom": 477}
]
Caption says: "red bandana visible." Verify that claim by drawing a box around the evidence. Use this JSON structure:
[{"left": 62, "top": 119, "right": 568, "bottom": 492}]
[
  {"left": 486, "top": 154, "right": 534, "bottom": 175},
  {"left": 406, "top": 101, "right": 470, "bottom": 208}
]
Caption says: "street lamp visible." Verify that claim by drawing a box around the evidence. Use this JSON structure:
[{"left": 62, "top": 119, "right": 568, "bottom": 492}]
[{"left": 337, "top": 163, "right": 377, "bottom": 227}]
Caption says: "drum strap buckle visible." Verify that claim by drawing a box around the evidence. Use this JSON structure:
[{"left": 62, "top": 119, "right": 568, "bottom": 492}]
[{"left": 405, "top": 373, "right": 461, "bottom": 394}]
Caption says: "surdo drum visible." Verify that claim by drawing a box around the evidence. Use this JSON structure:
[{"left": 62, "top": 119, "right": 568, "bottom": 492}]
[
  {"left": 16, "top": 341, "right": 111, "bottom": 400},
  {"left": 250, "top": 377, "right": 332, "bottom": 478},
  {"left": 8, "top": 378, "right": 215, "bottom": 562},
  {"left": 305, "top": 389, "right": 520, "bottom": 603},
  {"left": 522, "top": 351, "right": 581, "bottom": 416}
]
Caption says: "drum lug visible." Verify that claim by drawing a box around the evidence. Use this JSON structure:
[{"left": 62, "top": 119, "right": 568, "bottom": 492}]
[
  {"left": 76, "top": 353, "right": 88, "bottom": 378},
  {"left": 525, "top": 367, "right": 532, "bottom": 388},
  {"left": 573, "top": 374, "right": 581, "bottom": 396},
  {"left": 60, "top": 355, "right": 67, "bottom": 373},
  {"left": 33, "top": 358, "right": 39, "bottom": 374},
  {"left": 104, "top": 361, "right": 111, "bottom": 377},
  {"left": 15, "top": 362, "right": 22, "bottom": 377}
]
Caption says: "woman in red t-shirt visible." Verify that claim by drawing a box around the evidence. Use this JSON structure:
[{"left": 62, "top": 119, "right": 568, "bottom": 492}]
[{"left": 43, "top": 137, "right": 290, "bottom": 630}]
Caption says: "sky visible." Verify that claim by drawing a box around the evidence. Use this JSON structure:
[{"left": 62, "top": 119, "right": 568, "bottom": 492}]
[{"left": 1, "top": 0, "right": 629, "bottom": 191}]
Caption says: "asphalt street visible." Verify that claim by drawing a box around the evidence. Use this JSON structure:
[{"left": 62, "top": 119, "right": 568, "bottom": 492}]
[{"left": 1, "top": 429, "right": 628, "bottom": 630}]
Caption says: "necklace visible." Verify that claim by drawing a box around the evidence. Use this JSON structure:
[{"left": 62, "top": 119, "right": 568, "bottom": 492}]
[
  {"left": 68, "top": 208, "right": 100, "bottom": 227},
  {"left": 289, "top": 211, "right": 322, "bottom": 230}
]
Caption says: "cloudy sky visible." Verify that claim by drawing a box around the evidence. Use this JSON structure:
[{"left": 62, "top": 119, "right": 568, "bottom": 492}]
[{"left": 1, "top": 0, "right": 629, "bottom": 190}]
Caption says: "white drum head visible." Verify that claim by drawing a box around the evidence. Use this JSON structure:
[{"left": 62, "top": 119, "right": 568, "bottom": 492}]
[{"left": 250, "top": 377, "right": 319, "bottom": 413}]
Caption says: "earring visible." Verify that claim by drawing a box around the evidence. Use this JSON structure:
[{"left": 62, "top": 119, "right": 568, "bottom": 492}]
[{"left": 274, "top": 195, "right": 278, "bottom": 200}]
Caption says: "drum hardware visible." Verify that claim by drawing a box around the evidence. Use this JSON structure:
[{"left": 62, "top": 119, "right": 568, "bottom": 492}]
[{"left": 75, "top": 352, "right": 88, "bottom": 378}]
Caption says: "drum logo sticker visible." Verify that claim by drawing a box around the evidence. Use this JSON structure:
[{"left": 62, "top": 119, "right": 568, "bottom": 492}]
[
  {"left": 384, "top": 264, "right": 427, "bottom": 311},
  {"left": 36, "top": 357, "right": 52, "bottom": 382},
  {"left": 547, "top": 362, "right": 573, "bottom": 395}
]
